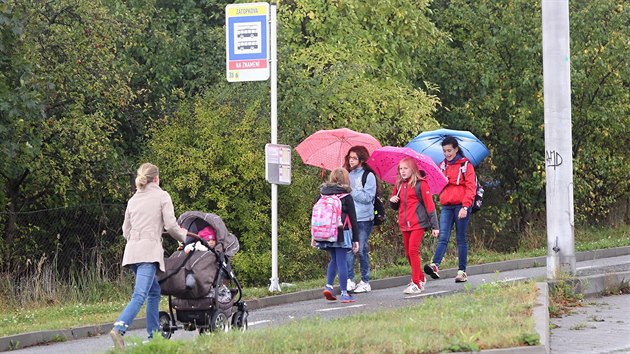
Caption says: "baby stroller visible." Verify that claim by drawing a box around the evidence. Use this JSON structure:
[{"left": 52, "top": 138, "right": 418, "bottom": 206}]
[{"left": 157, "top": 211, "right": 248, "bottom": 338}]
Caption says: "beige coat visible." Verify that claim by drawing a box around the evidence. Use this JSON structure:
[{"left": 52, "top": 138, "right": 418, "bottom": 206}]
[{"left": 121, "top": 183, "right": 187, "bottom": 273}]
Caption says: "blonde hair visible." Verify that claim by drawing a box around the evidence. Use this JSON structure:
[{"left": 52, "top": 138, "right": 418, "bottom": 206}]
[
  {"left": 328, "top": 167, "right": 351, "bottom": 187},
  {"left": 396, "top": 157, "right": 423, "bottom": 189},
  {"left": 135, "top": 163, "right": 159, "bottom": 190}
]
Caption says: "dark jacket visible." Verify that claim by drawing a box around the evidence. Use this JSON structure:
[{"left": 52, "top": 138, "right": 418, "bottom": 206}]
[
  {"left": 317, "top": 183, "right": 360, "bottom": 243},
  {"left": 390, "top": 179, "right": 439, "bottom": 232}
]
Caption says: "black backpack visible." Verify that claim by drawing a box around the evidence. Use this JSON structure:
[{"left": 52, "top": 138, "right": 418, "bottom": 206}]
[
  {"left": 362, "top": 170, "right": 386, "bottom": 225},
  {"left": 440, "top": 160, "right": 484, "bottom": 213}
]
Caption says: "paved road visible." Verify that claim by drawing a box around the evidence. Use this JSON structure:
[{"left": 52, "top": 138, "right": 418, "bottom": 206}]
[{"left": 7, "top": 254, "right": 630, "bottom": 353}]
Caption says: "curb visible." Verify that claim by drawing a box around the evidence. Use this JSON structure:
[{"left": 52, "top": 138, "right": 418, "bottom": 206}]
[
  {"left": 0, "top": 319, "right": 147, "bottom": 352},
  {"left": 247, "top": 245, "right": 630, "bottom": 310},
  {"left": 549, "top": 270, "right": 630, "bottom": 298},
  {"left": 1, "top": 246, "right": 629, "bottom": 352}
]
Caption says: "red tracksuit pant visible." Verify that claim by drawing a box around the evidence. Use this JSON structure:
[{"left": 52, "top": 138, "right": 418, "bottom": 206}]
[{"left": 402, "top": 228, "right": 425, "bottom": 286}]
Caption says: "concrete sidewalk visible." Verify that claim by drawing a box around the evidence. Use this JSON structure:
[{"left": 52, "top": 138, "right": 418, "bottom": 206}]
[
  {"left": 1, "top": 246, "right": 629, "bottom": 353},
  {"left": 550, "top": 293, "right": 630, "bottom": 354}
]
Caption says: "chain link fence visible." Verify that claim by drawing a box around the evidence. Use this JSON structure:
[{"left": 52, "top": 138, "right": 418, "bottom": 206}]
[{"left": 0, "top": 204, "right": 127, "bottom": 279}]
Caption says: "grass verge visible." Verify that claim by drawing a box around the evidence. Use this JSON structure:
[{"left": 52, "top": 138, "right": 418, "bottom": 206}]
[{"left": 110, "top": 281, "right": 539, "bottom": 354}]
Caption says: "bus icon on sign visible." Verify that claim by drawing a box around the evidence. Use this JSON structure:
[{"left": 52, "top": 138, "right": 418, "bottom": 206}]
[
  {"left": 237, "top": 28, "right": 258, "bottom": 38},
  {"left": 237, "top": 41, "right": 258, "bottom": 50}
]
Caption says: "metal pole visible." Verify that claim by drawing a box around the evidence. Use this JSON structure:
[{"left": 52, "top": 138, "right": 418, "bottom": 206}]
[
  {"left": 268, "top": 2, "right": 281, "bottom": 292},
  {"left": 542, "top": 0, "right": 575, "bottom": 279}
]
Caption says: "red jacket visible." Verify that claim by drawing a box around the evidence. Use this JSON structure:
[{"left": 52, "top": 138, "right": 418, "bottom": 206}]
[
  {"left": 439, "top": 156, "right": 476, "bottom": 208},
  {"left": 391, "top": 179, "right": 439, "bottom": 232}
]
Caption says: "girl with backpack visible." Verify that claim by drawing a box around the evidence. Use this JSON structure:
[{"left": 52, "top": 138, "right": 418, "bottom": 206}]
[
  {"left": 424, "top": 136, "right": 477, "bottom": 283},
  {"left": 344, "top": 145, "right": 378, "bottom": 293},
  {"left": 389, "top": 158, "right": 439, "bottom": 294},
  {"left": 311, "top": 168, "right": 360, "bottom": 303}
]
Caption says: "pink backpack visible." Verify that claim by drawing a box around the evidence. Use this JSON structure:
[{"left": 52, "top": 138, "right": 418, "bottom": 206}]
[{"left": 311, "top": 193, "right": 348, "bottom": 242}]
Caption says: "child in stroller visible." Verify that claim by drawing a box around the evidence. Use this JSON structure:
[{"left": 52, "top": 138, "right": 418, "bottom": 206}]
[{"left": 157, "top": 211, "right": 248, "bottom": 337}]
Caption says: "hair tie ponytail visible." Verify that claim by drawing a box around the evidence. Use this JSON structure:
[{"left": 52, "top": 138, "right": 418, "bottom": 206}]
[{"left": 134, "top": 163, "right": 159, "bottom": 190}]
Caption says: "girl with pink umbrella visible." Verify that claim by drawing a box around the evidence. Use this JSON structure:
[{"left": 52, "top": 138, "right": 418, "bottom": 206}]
[{"left": 389, "top": 158, "right": 440, "bottom": 294}]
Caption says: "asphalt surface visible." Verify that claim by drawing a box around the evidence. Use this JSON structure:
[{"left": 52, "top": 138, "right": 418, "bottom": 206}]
[{"left": 2, "top": 247, "right": 629, "bottom": 353}]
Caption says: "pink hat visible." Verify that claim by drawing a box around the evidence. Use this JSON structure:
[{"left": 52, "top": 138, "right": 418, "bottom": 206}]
[{"left": 198, "top": 226, "right": 216, "bottom": 241}]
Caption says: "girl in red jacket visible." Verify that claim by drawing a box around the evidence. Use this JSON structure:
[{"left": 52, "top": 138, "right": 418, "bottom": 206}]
[
  {"left": 424, "top": 136, "right": 477, "bottom": 283},
  {"left": 389, "top": 157, "right": 439, "bottom": 294}
]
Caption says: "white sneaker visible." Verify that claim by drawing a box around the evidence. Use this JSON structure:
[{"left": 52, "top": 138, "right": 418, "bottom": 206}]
[
  {"left": 353, "top": 281, "right": 371, "bottom": 293},
  {"left": 347, "top": 279, "right": 356, "bottom": 292},
  {"left": 403, "top": 282, "right": 423, "bottom": 294}
]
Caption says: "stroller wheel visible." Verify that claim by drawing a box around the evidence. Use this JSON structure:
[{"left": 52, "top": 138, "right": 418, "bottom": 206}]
[
  {"left": 231, "top": 311, "right": 248, "bottom": 332},
  {"left": 210, "top": 311, "right": 230, "bottom": 333},
  {"left": 158, "top": 311, "right": 173, "bottom": 339}
]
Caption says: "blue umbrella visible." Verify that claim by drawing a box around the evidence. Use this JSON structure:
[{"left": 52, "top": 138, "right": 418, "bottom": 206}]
[{"left": 405, "top": 129, "right": 490, "bottom": 167}]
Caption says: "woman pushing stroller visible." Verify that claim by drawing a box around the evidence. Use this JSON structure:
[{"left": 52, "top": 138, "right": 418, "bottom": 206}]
[{"left": 110, "top": 163, "right": 189, "bottom": 348}]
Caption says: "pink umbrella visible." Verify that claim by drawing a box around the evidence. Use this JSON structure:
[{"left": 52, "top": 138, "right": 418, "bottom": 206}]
[
  {"left": 367, "top": 146, "right": 448, "bottom": 195},
  {"left": 295, "top": 128, "right": 382, "bottom": 171}
]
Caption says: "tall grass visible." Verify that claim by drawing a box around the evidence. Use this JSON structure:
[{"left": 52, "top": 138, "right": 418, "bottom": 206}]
[{"left": 0, "top": 254, "right": 132, "bottom": 313}]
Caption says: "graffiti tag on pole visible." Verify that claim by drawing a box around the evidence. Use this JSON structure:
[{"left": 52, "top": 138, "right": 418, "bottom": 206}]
[{"left": 546, "top": 150, "right": 563, "bottom": 170}]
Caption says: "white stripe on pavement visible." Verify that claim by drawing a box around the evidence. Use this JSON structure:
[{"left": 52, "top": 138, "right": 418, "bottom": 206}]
[
  {"left": 499, "top": 276, "right": 528, "bottom": 282},
  {"left": 404, "top": 290, "right": 450, "bottom": 299},
  {"left": 316, "top": 304, "right": 365, "bottom": 312},
  {"left": 248, "top": 320, "right": 272, "bottom": 326},
  {"left": 578, "top": 261, "right": 630, "bottom": 271}
]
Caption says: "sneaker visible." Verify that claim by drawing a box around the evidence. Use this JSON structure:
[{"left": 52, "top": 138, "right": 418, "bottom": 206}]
[
  {"left": 340, "top": 294, "right": 356, "bottom": 303},
  {"left": 353, "top": 281, "right": 371, "bottom": 293},
  {"left": 323, "top": 285, "right": 336, "bottom": 301},
  {"left": 424, "top": 263, "right": 440, "bottom": 279},
  {"left": 455, "top": 270, "right": 468, "bottom": 283},
  {"left": 403, "top": 282, "right": 423, "bottom": 294},
  {"left": 110, "top": 329, "right": 125, "bottom": 348},
  {"left": 347, "top": 279, "right": 356, "bottom": 292}
]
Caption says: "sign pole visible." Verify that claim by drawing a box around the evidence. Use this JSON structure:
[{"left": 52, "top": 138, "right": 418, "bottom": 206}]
[
  {"left": 542, "top": 0, "right": 575, "bottom": 279},
  {"left": 268, "top": 2, "right": 281, "bottom": 292}
]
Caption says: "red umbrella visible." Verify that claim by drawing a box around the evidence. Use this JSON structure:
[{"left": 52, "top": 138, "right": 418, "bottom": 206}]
[
  {"left": 295, "top": 128, "right": 381, "bottom": 171},
  {"left": 367, "top": 146, "right": 447, "bottom": 195}
]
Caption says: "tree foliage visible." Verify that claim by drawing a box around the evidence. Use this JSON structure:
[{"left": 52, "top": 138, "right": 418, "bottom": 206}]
[
  {"left": 278, "top": 0, "right": 441, "bottom": 146},
  {"left": 0, "top": 0, "right": 136, "bottom": 265},
  {"left": 144, "top": 0, "right": 444, "bottom": 284},
  {"left": 418, "top": 0, "right": 629, "bottom": 233},
  {"left": 1, "top": 0, "right": 628, "bottom": 285}
]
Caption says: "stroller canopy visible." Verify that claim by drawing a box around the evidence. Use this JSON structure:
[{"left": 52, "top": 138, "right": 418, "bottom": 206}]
[{"left": 177, "top": 211, "right": 240, "bottom": 257}]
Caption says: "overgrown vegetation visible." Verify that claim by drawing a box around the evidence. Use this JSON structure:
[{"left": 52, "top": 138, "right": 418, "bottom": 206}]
[
  {"left": 601, "top": 278, "right": 630, "bottom": 296},
  {"left": 548, "top": 279, "right": 584, "bottom": 318}
]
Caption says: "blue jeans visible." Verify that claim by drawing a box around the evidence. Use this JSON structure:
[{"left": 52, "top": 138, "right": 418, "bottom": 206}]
[
  {"left": 114, "top": 262, "right": 161, "bottom": 338},
  {"left": 432, "top": 205, "right": 471, "bottom": 272},
  {"left": 346, "top": 221, "right": 373, "bottom": 282},
  {"left": 327, "top": 248, "right": 349, "bottom": 292}
]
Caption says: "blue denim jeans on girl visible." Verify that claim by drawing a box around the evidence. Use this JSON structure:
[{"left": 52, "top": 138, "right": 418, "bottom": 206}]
[
  {"left": 346, "top": 221, "right": 373, "bottom": 283},
  {"left": 432, "top": 205, "right": 471, "bottom": 271},
  {"left": 327, "top": 247, "right": 349, "bottom": 292},
  {"left": 113, "top": 262, "right": 161, "bottom": 338}
]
